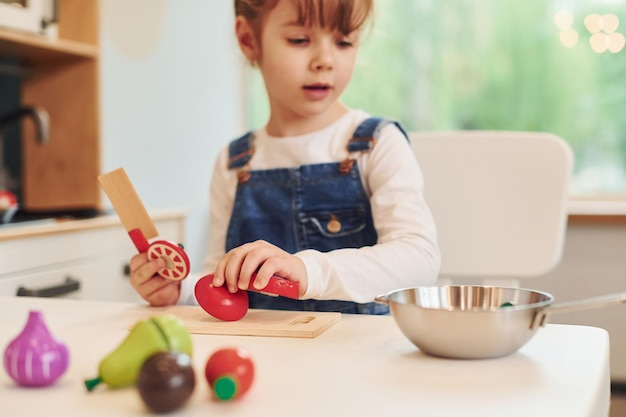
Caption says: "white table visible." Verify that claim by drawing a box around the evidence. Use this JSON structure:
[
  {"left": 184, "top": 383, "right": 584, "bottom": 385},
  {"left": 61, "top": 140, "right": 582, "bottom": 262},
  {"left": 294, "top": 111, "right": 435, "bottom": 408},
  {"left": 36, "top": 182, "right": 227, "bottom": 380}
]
[{"left": 0, "top": 296, "right": 610, "bottom": 417}]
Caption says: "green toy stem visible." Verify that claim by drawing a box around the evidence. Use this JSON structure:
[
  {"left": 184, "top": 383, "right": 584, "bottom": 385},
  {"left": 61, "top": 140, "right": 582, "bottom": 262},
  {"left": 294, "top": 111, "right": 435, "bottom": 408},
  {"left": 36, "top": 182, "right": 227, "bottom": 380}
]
[
  {"left": 214, "top": 375, "right": 237, "bottom": 400},
  {"left": 84, "top": 376, "right": 103, "bottom": 392}
]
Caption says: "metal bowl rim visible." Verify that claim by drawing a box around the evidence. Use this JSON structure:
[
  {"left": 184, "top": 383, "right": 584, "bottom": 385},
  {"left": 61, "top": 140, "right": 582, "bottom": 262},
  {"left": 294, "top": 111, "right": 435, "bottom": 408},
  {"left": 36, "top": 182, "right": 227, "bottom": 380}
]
[{"left": 384, "top": 285, "right": 555, "bottom": 312}]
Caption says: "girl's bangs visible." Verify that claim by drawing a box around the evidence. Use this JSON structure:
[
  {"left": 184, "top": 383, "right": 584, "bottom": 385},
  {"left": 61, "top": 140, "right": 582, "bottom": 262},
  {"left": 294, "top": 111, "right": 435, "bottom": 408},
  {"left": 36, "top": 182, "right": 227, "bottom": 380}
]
[{"left": 292, "top": 0, "right": 372, "bottom": 34}]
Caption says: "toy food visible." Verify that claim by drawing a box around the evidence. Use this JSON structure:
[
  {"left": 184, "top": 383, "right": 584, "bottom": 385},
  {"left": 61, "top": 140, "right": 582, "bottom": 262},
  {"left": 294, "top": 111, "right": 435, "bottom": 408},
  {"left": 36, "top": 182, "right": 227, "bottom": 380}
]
[
  {"left": 84, "top": 314, "right": 192, "bottom": 391},
  {"left": 137, "top": 351, "right": 196, "bottom": 413},
  {"left": 195, "top": 277, "right": 249, "bottom": 321},
  {"left": 194, "top": 273, "right": 299, "bottom": 321},
  {"left": 3, "top": 310, "right": 69, "bottom": 387},
  {"left": 205, "top": 347, "right": 255, "bottom": 401}
]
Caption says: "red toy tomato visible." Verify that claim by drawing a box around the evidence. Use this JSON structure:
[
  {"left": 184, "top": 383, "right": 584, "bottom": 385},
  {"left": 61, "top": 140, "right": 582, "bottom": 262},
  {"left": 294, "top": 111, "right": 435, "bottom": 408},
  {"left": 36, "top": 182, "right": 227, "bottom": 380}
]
[
  {"left": 194, "top": 275, "right": 249, "bottom": 321},
  {"left": 147, "top": 240, "right": 190, "bottom": 281},
  {"left": 205, "top": 347, "right": 255, "bottom": 401}
]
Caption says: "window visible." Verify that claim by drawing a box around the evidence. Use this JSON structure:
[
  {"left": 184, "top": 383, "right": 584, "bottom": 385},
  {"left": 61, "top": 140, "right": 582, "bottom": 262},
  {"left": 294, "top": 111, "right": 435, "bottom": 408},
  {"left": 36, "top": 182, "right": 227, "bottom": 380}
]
[{"left": 245, "top": 0, "right": 626, "bottom": 197}]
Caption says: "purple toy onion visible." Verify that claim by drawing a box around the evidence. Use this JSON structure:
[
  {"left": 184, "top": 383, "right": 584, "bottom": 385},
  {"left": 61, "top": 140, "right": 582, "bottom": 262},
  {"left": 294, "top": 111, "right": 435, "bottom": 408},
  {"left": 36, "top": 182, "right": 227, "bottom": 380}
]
[{"left": 3, "top": 310, "right": 69, "bottom": 387}]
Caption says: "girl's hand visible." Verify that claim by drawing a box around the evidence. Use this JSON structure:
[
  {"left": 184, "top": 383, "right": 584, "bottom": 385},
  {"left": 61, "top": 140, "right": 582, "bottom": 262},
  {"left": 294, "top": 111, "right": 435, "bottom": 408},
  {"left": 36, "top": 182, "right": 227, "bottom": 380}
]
[
  {"left": 129, "top": 253, "right": 181, "bottom": 306},
  {"left": 212, "top": 240, "right": 307, "bottom": 297}
]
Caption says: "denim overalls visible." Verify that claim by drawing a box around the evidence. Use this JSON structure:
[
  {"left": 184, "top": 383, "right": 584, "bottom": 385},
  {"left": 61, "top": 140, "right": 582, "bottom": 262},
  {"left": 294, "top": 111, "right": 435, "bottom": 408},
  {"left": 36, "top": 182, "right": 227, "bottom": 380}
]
[{"left": 226, "top": 117, "right": 408, "bottom": 314}]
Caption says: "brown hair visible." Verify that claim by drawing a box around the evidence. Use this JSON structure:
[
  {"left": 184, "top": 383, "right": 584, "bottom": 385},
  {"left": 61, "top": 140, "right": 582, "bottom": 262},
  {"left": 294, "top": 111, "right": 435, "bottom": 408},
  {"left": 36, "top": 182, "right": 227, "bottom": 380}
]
[{"left": 235, "top": 0, "right": 374, "bottom": 37}]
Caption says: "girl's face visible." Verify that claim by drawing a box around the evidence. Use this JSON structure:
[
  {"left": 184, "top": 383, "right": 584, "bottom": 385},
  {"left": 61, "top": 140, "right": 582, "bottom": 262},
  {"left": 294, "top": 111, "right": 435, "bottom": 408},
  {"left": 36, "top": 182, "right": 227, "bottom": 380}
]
[{"left": 248, "top": 0, "right": 361, "bottom": 134}]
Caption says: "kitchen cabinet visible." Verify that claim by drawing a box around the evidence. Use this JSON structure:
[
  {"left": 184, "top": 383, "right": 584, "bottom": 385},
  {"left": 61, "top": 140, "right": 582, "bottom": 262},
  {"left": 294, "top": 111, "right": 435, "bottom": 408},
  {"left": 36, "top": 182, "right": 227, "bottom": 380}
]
[
  {"left": 0, "top": 0, "right": 100, "bottom": 212},
  {"left": 0, "top": 209, "right": 186, "bottom": 302}
]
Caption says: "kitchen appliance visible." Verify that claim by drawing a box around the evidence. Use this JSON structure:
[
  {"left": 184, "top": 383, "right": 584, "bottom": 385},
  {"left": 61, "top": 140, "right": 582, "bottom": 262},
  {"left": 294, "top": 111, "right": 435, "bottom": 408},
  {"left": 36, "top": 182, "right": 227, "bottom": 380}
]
[
  {"left": 375, "top": 285, "right": 626, "bottom": 359},
  {"left": 0, "top": 106, "right": 49, "bottom": 224}
]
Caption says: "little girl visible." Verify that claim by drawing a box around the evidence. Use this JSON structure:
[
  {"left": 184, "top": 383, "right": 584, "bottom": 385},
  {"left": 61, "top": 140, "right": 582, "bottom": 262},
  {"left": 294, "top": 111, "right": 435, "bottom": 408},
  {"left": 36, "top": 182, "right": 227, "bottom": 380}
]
[{"left": 130, "top": 0, "right": 441, "bottom": 314}]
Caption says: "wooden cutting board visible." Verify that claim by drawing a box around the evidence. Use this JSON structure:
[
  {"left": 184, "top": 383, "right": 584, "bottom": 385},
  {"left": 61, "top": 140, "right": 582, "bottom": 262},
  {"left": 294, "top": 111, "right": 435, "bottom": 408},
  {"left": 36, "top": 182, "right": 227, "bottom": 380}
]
[{"left": 144, "top": 306, "right": 341, "bottom": 338}]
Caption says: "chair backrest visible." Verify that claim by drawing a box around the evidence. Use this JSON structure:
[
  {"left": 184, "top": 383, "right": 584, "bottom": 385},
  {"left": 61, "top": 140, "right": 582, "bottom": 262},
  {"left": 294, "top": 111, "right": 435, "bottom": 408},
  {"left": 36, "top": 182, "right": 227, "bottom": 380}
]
[{"left": 410, "top": 131, "right": 573, "bottom": 280}]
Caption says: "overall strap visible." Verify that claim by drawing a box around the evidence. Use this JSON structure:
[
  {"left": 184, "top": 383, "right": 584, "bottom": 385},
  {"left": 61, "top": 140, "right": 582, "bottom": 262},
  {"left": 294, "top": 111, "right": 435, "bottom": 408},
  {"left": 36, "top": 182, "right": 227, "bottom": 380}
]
[
  {"left": 228, "top": 131, "right": 254, "bottom": 183},
  {"left": 347, "top": 117, "right": 409, "bottom": 152},
  {"left": 341, "top": 117, "right": 409, "bottom": 173},
  {"left": 228, "top": 132, "right": 254, "bottom": 169}
]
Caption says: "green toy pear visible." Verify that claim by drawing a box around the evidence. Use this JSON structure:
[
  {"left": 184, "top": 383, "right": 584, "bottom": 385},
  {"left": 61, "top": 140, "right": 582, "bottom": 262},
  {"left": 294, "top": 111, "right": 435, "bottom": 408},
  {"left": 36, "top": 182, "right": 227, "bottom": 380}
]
[{"left": 84, "top": 314, "right": 193, "bottom": 392}]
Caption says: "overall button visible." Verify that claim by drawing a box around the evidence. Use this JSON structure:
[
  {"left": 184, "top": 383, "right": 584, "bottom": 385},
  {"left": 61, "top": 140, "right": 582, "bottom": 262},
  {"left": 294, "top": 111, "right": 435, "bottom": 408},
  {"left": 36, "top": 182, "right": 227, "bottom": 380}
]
[
  {"left": 237, "top": 170, "right": 251, "bottom": 183},
  {"left": 327, "top": 215, "right": 342, "bottom": 233}
]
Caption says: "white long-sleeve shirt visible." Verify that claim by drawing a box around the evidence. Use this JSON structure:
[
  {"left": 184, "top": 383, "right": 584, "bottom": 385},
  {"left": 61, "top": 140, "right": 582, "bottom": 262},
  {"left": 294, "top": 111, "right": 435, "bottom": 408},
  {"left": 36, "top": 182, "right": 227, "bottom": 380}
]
[{"left": 179, "top": 109, "right": 440, "bottom": 305}]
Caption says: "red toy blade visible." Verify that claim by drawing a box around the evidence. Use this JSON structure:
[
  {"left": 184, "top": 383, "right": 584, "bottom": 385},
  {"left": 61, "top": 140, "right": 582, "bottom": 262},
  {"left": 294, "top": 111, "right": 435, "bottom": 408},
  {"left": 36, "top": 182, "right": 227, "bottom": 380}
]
[{"left": 249, "top": 274, "right": 299, "bottom": 299}]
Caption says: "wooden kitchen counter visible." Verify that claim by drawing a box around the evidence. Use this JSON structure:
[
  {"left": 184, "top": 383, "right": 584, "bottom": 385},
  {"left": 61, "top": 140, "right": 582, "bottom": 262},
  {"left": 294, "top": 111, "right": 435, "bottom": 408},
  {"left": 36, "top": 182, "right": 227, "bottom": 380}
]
[{"left": 0, "top": 296, "right": 610, "bottom": 417}]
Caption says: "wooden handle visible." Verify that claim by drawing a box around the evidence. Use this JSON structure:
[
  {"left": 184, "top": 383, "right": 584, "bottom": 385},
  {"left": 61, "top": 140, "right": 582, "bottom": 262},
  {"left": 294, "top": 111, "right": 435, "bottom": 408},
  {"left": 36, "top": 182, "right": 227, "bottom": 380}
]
[{"left": 97, "top": 168, "right": 158, "bottom": 241}]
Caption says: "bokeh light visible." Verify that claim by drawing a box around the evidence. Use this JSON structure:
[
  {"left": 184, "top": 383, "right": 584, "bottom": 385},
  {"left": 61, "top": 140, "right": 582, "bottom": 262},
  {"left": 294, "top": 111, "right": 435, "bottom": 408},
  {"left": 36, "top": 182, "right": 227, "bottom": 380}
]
[
  {"left": 583, "top": 13, "right": 623, "bottom": 53},
  {"left": 590, "top": 32, "right": 608, "bottom": 53},
  {"left": 554, "top": 10, "right": 574, "bottom": 29},
  {"left": 584, "top": 13, "right": 602, "bottom": 33},
  {"left": 607, "top": 32, "right": 625, "bottom": 53},
  {"left": 560, "top": 28, "right": 579, "bottom": 47},
  {"left": 602, "top": 14, "right": 619, "bottom": 33}
]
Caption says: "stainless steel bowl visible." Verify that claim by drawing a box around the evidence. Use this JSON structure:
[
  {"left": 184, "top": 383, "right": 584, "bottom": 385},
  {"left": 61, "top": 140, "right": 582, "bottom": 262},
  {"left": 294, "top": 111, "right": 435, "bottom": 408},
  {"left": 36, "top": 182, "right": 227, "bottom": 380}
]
[{"left": 375, "top": 285, "right": 626, "bottom": 359}]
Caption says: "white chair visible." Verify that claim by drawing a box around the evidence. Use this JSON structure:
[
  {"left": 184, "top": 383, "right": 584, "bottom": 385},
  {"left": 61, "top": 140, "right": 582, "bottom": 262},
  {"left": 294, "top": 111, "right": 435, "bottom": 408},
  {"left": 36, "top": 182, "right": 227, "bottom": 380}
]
[{"left": 410, "top": 131, "right": 574, "bottom": 285}]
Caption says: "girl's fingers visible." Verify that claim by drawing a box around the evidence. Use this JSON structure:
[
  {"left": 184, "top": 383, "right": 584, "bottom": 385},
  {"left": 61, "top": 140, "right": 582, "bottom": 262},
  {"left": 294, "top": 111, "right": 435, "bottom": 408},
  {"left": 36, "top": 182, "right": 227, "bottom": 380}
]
[
  {"left": 213, "top": 241, "right": 257, "bottom": 288},
  {"left": 216, "top": 241, "right": 271, "bottom": 292},
  {"left": 131, "top": 255, "right": 165, "bottom": 286},
  {"left": 223, "top": 250, "right": 246, "bottom": 292},
  {"left": 256, "top": 255, "right": 307, "bottom": 296},
  {"left": 252, "top": 254, "right": 284, "bottom": 289},
  {"left": 237, "top": 245, "right": 277, "bottom": 290},
  {"left": 213, "top": 241, "right": 300, "bottom": 294},
  {"left": 145, "top": 280, "right": 181, "bottom": 306},
  {"left": 212, "top": 259, "right": 227, "bottom": 287}
]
